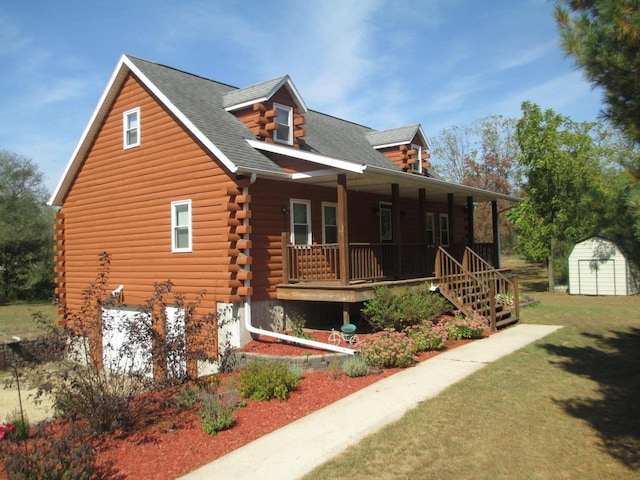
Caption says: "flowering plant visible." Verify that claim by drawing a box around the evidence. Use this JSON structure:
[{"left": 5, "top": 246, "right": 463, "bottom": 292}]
[
  {"left": 405, "top": 321, "right": 449, "bottom": 352},
  {"left": 359, "top": 329, "right": 416, "bottom": 368},
  {"left": 0, "top": 422, "right": 16, "bottom": 441},
  {"left": 447, "top": 312, "right": 488, "bottom": 340}
]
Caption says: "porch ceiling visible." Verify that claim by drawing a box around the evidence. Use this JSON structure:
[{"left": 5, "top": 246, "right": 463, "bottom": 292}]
[{"left": 289, "top": 167, "right": 521, "bottom": 206}]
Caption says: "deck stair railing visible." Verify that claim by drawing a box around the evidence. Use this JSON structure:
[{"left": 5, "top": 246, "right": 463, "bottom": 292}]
[
  {"left": 435, "top": 247, "right": 519, "bottom": 330},
  {"left": 462, "top": 247, "right": 519, "bottom": 328}
]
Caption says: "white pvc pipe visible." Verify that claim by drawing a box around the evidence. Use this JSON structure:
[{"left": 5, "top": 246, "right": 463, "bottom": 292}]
[
  {"left": 243, "top": 299, "right": 357, "bottom": 356},
  {"left": 240, "top": 177, "right": 356, "bottom": 356}
]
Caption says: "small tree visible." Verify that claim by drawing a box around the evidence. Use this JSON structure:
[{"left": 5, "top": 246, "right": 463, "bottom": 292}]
[
  {"left": 35, "top": 252, "right": 225, "bottom": 434},
  {"left": 510, "top": 102, "right": 613, "bottom": 290}
]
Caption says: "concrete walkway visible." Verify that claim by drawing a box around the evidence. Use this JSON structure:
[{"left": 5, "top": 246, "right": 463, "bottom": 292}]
[{"left": 179, "top": 324, "right": 561, "bottom": 480}]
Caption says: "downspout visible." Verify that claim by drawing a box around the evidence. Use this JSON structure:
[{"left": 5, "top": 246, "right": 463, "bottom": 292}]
[{"left": 240, "top": 173, "right": 357, "bottom": 356}]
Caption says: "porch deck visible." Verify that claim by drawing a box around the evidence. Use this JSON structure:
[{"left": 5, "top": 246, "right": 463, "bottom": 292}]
[
  {"left": 276, "top": 276, "right": 438, "bottom": 302},
  {"left": 277, "top": 242, "right": 496, "bottom": 303}
]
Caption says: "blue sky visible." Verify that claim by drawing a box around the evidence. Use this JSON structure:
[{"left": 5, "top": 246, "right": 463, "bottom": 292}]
[{"left": 1, "top": 0, "right": 604, "bottom": 194}]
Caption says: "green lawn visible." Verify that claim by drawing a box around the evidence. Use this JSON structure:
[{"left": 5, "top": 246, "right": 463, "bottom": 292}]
[
  {"left": 303, "top": 268, "right": 640, "bottom": 478},
  {"left": 0, "top": 302, "right": 58, "bottom": 339}
]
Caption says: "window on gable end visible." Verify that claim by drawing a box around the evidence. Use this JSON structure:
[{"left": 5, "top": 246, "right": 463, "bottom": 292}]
[
  {"left": 172, "top": 200, "right": 192, "bottom": 252},
  {"left": 410, "top": 143, "right": 422, "bottom": 173},
  {"left": 274, "top": 103, "right": 293, "bottom": 145},
  {"left": 123, "top": 108, "right": 140, "bottom": 149}
]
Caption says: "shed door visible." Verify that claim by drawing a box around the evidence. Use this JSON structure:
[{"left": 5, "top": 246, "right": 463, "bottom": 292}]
[{"left": 578, "top": 259, "right": 616, "bottom": 295}]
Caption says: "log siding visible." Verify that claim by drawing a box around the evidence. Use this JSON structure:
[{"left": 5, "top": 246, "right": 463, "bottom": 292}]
[{"left": 56, "top": 74, "right": 241, "bottom": 315}]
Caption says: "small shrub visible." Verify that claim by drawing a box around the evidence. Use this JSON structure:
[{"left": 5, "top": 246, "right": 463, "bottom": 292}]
[
  {"left": 405, "top": 321, "right": 449, "bottom": 352},
  {"left": 236, "top": 360, "right": 303, "bottom": 401},
  {"left": 362, "top": 285, "right": 451, "bottom": 331},
  {"left": 447, "top": 313, "right": 488, "bottom": 340},
  {"left": 2, "top": 435, "right": 96, "bottom": 480},
  {"left": 329, "top": 357, "right": 342, "bottom": 380},
  {"left": 290, "top": 314, "right": 311, "bottom": 340},
  {"left": 175, "top": 386, "right": 201, "bottom": 408},
  {"left": 359, "top": 329, "right": 415, "bottom": 368},
  {"left": 342, "top": 355, "right": 370, "bottom": 377},
  {"left": 200, "top": 393, "right": 235, "bottom": 435}
]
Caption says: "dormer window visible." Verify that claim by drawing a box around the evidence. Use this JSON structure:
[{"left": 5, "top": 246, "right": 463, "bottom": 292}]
[
  {"left": 410, "top": 143, "right": 422, "bottom": 173},
  {"left": 123, "top": 108, "right": 140, "bottom": 149},
  {"left": 274, "top": 103, "right": 292, "bottom": 145}
]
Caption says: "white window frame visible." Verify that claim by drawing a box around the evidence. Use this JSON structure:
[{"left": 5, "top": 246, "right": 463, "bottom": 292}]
[
  {"left": 290, "top": 199, "right": 312, "bottom": 245},
  {"left": 123, "top": 107, "right": 140, "bottom": 149},
  {"left": 379, "top": 202, "right": 393, "bottom": 243},
  {"left": 425, "top": 212, "right": 435, "bottom": 244},
  {"left": 171, "top": 200, "right": 192, "bottom": 253},
  {"left": 321, "top": 202, "right": 338, "bottom": 244},
  {"left": 439, "top": 213, "right": 450, "bottom": 247},
  {"left": 273, "top": 103, "right": 293, "bottom": 145},
  {"left": 410, "top": 143, "right": 422, "bottom": 173}
]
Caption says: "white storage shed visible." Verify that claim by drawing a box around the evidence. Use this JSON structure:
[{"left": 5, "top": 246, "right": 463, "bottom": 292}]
[{"left": 568, "top": 236, "right": 638, "bottom": 296}]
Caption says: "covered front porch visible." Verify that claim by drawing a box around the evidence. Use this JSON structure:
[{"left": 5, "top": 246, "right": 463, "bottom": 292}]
[{"left": 271, "top": 169, "right": 519, "bottom": 325}]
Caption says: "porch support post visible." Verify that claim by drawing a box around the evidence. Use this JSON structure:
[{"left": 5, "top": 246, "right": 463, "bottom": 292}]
[
  {"left": 337, "top": 174, "right": 350, "bottom": 286},
  {"left": 392, "top": 183, "right": 401, "bottom": 278},
  {"left": 342, "top": 302, "right": 350, "bottom": 326},
  {"left": 418, "top": 188, "right": 427, "bottom": 243},
  {"left": 491, "top": 200, "right": 500, "bottom": 268},
  {"left": 466, "top": 196, "right": 474, "bottom": 248},
  {"left": 447, "top": 193, "right": 455, "bottom": 249}
]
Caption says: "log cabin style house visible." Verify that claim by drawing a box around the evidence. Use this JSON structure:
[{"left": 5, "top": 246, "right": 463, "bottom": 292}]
[{"left": 49, "top": 55, "right": 520, "bottom": 375}]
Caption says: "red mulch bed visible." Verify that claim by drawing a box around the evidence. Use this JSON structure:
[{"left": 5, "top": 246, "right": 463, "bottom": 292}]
[{"left": 0, "top": 329, "right": 486, "bottom": 480}]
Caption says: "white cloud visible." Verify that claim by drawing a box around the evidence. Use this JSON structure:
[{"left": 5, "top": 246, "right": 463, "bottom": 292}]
[
  {"left": 494, "top": 40, "right": 556, "bottom": 72},
  {"left": 496, "top": 70, "right": 603, "bottom": 119},
  {"left": 29, "top": 77, "right": 96, "bottom": 107}
]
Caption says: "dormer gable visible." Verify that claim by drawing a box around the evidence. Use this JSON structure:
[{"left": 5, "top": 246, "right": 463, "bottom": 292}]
[
  {"left": 365, "top": 124, "right": 431, "bottom": 175},
  {"left": 224, "top": 75, "right": 307, "bottom": 148}
]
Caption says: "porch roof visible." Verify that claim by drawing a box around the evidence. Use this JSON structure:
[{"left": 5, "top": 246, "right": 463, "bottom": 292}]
[{"left": 246, "top": 140, "right": 521, "bottom": 206}]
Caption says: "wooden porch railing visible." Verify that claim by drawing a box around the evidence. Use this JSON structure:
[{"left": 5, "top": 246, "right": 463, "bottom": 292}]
[
  {"left": 434, "top": 247, "right": 494, "bottom": 324},
  {"left": 284, "top": 242, "right": 444, "bottom": 283},
  {"left": 463, "top": 247, "right": 519, "bottom": 327},
  {"left": 434, "top": 247, "right": 519, "bottom": 330},
  {"left": 283, "top": 239, "right": 498, "bottom": 284}
]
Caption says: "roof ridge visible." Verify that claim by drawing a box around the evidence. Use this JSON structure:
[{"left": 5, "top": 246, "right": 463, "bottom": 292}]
[{"left": 124, "top": 54, "right": 241, "bottom": 91}]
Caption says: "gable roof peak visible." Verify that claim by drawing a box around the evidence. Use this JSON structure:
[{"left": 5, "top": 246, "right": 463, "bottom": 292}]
[
  {"left": 223, "top": 74, "right": 307, "bottom": 113},
  {"left": 365, "top": 124, "right": 430, "bottom": 149}
]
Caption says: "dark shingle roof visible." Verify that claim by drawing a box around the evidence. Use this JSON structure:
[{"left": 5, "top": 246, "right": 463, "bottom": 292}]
[
  {"left": 365, "top": 125, "right": 421, "bottom": 147},
  {"left": 127, "top": 56, "right": 286, "bottom": 175},
  {"left": 127, "top": 55, "right": 402, "bottom": 174},
  {"left": 222, "top": 76, "right": 287, "bottom": 110}
]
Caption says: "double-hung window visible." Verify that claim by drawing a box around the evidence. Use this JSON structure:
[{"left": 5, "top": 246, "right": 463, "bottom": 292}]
[
  {"left": 425, "top": 212, "right": 435, "bottom": 244},
  {"left": 123, "top": 108, "right": 140, "bottom": 149},
  {"left": 439, "top": 213, "right": 450, "bottom": 246},
  {"left": 172, "top": 200, "right": 192, "bottom": 252},
  {"left": 290, "top": 199, "right": 311, "bottom": 245},
  {"left": 274, "top": 103, "right": 293, "bottom": 145},
  {"left": 322, "top": 202, "right": 338, "bottom": 244}
]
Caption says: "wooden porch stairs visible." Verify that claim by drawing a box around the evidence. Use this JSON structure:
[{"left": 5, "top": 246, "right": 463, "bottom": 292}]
[{"left": 434, "top": 247, "right": 520, "bottom": 330}]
